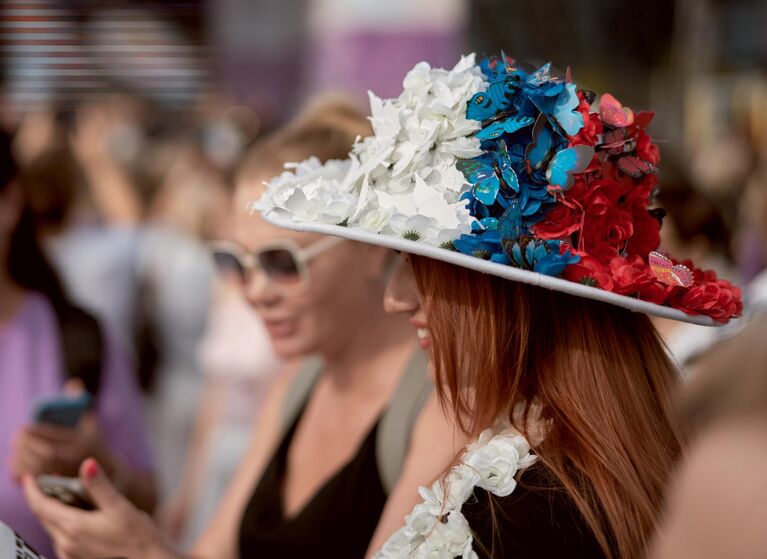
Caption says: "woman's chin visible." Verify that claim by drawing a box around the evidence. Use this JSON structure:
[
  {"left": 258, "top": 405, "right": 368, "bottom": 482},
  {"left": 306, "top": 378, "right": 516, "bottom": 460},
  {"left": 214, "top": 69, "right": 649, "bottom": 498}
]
[{"left": 272, "top": 335, "right": 314, "bottom": 360}]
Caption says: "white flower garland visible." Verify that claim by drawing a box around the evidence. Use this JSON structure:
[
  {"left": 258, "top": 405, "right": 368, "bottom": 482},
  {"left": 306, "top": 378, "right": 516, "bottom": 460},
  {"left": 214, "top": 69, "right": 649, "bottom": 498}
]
[
  {"left": 255, "top": 54, "right": 488, "bottom": 246},
  {"left": 374, "top": 428, "right": 537, "bottom": 559}
]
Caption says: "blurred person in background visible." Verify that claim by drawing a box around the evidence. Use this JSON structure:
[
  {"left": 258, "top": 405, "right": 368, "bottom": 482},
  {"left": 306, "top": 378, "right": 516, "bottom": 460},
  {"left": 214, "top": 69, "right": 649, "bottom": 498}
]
[
  {"left": 23, "top": 97, "right": 461, "bottom": 559},
  {"left": 159, "top": 154, "right": 283, "bottom": 546},
  {"left": 648, "top": 311, "right": 767, "bottom": 558},
  {"left": 649, "top": 151, "right": 767, "bottom": 558},
  {"left": 13, "top": 103, "right": 143, "bottom": 358},
  {"left": 17, "top": 99, "right": 220, "bottom": 502},
  {"left": 733, "top": 154, "right": 767, "bottom": 312},
  {"left": 0, "top": 129, "right": 156, "bottom": 558},
  {"left": 136, "top": 143, "right": 221, "bottom": 499}
]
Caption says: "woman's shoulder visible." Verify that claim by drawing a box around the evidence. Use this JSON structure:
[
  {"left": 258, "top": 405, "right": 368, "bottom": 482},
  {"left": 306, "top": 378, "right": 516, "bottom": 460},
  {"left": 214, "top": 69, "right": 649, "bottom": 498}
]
[{"left": 462, "top": 463, "right": 606, "bottom": 559}]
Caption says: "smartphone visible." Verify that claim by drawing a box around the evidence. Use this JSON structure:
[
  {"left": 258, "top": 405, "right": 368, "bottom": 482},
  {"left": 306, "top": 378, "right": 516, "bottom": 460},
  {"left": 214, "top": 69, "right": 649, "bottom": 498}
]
[
  {"left": 36, "top": 475, "right": 94, "bottom": 510},
  {"left": 31, "top": 393, "right": 92, "bottom": 429}
]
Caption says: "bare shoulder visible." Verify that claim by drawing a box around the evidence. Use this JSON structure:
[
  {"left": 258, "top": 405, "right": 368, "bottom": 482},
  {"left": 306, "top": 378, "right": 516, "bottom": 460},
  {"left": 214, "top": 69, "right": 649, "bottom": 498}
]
[
  {"left": 408, "top": 392, "right": 464, "bottom": 466},
  {"left": 365, "top": 392, "right": 462, "bottom": 557}
]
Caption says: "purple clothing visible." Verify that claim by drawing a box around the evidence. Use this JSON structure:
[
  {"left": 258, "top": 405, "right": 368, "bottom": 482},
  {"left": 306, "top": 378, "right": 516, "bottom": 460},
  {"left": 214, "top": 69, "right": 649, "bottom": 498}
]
[{"left": 0, "top": 292, "right": 154, "bottom": 558}]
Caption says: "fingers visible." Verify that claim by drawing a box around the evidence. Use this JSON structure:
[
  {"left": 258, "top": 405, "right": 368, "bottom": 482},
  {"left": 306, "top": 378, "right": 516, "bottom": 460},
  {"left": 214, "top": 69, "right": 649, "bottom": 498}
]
[
  {"left": 25, "top": 423, "right": 78, "bottom": 443},
  {"left": 11, "top": 430, "right": 58, "bottom": 478},
  {"left": 54, "top": 542, "right": 87, "bottom": 559},
  {"left": 23, "top": 474, "right": 99, "bottom": 559},
  {"left": 62, "top": 378, "right": 86, "bottom": 396},
  {"left": 11, "top": 427, "right": 81, "bottom": 477},
  {"left": 79, "top": 458, "right": 131, "bottom": 515},
  {"left": 22, "top": 474, "right": 88, "bottom": 533}
]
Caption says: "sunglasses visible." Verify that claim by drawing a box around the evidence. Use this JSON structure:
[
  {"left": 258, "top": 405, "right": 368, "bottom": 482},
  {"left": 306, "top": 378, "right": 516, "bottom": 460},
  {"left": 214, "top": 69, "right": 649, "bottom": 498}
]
[{"left": 208, "top": 237, "right": 345, "bottom": 288}]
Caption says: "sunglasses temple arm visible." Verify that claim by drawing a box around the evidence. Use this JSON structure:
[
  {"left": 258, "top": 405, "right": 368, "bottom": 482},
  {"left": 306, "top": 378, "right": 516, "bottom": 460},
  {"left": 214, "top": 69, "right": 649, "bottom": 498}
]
[{"left": 300, "top": 236, "right": 345, "bottom": 261}]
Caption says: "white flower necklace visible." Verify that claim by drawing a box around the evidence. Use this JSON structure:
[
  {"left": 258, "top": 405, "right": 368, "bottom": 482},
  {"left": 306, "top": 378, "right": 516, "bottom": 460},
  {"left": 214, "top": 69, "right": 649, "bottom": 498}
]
[{"left": 374, "top": 427, "right": 537, "bottom": 559}]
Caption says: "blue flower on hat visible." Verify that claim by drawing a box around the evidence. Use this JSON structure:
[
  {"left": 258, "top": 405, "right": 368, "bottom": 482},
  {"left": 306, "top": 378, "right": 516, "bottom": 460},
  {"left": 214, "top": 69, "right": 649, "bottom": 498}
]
[
  {"left": 453, "top": 231, "right": 510, "bottom": 264},
  {"left": 503, "top": 237, "right": 581, "bottom": 276}
]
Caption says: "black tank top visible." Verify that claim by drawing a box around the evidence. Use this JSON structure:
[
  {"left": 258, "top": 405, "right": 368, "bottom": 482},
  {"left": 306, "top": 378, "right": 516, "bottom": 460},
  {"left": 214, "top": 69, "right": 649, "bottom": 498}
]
[{"left": 239, "top": 405, "right": 387, "bottom": 558}]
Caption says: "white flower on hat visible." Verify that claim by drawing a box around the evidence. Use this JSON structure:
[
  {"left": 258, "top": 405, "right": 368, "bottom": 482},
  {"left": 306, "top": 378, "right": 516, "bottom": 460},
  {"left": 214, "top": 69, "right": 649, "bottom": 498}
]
[
  {"left": 258, "top": 53, "right": 487, "bottom": 243},
  {"left": 375, "top": 175, "right": 473, "bottom": 245},
  {"left": 255, "top": 157, "right": 358, "bottom": 224}
]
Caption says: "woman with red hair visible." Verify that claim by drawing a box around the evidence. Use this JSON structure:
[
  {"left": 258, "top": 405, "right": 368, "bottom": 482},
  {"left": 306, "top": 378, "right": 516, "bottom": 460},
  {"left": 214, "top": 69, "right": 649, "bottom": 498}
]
[{"left": 252, "top": 54, "right": 741, "bottom": 558}]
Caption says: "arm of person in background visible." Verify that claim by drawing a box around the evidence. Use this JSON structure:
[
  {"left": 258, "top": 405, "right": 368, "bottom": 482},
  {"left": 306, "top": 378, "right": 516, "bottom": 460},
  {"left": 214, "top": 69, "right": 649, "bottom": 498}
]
[
  {"left": 365, "top": 391, "right": 466, "bottom": 558},
  {"left": 21, "top": 360, "right": 300, "bottom": 559},
  {"left": 159, "top": 376, "right": 224, "bottom": 540},
  {"left": 70, "top": 101, "right": 141, "bottom": 226}
]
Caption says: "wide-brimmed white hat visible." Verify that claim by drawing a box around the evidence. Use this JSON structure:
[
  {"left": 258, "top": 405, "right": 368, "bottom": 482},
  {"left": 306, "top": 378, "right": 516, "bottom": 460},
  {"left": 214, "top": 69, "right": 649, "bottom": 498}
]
[{"left": 255, "top": 53, "right": 742, "bottom": 326}]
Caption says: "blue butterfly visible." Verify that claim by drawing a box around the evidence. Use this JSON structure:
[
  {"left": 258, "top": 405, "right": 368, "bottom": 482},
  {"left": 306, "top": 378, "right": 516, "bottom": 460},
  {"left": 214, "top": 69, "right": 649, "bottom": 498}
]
[
  {"left": 525, "top": 63, "right": 565, "bottom": 97},
  {"left": 479, "top": 51, "right": 515, "bottom": 81},
  {"left": 524, "top": 115, "right": 594, "bottom": 191},
  {"left": 498, "top": 201, "right": 526, "bottom": 241},
  {"left": 529, "top": 82, "right": 584, "bottom": 137},
  {"left": 475, "top": 115, "right": 535, "bottom": 140},
  {"left": 551, "top": 83, "right": 584, "bottom": 135},
  {"left": 457, "top": 141, "right": 519, "bottom": 206},
  {"left": 467, "top": 78, "right": 517, "bottom": 122},
  {"left": 478, "top": 217, "right": 499, "bottom": 230}
]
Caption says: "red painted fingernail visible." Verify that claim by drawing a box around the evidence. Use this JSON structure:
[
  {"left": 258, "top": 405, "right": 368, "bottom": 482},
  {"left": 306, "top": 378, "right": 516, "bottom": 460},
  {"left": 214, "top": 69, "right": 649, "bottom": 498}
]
[{"left": 83, "top": 458, "right": 99, "bottom": 478}]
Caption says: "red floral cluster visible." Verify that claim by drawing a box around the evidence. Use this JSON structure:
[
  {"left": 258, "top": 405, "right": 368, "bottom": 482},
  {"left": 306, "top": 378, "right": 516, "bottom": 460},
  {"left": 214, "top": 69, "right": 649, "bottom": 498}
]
[{"left": 534, "top": 92, "right": 741, "bottom": 322}]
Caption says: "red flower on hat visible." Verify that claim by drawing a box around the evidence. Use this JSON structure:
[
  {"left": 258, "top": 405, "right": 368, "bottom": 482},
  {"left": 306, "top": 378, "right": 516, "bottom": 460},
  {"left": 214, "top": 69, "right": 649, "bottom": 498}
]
[
  {"left": 609, "top": 255, "right": 657, "bottom": 295},
  {"left": 532, "top": 199, "right": 582, "bottom": 239},
  {"left": 562, "top": 252, "right": 614, "bottom": 290},
  {"left": 666, "top": 266, "right": 743, "bottom": 322},
  {"left": 569, "top": 92, "right": 603, "bottom": 151},
  {"left": 634, "top": 129, "right": 660, "bottom": 166}
]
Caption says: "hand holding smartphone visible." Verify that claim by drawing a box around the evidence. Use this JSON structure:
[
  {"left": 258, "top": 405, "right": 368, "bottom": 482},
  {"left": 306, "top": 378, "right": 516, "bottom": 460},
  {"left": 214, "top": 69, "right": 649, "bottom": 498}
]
[{"left": 36, "top": 475, "right": 94, "bottom": 510}]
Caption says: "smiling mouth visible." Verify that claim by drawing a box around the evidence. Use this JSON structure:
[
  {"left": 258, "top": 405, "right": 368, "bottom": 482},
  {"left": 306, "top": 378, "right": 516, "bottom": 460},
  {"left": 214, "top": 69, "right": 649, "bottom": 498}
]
[
  {"left": 264, "top": 319, "right": 297, "bottom": 338},
  {"left": 415, "top": 327, "right": 431, "bottom": 349}
]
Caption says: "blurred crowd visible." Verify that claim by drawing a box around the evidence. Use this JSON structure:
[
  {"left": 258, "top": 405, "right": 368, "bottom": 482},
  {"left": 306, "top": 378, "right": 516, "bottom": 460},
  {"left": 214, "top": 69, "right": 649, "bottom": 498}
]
[
  {"left": 1, "top": 93, "right": 282, "bottom": 546},
  {"left": 0, "top": 1, "right": 766, "bottom": 558}
]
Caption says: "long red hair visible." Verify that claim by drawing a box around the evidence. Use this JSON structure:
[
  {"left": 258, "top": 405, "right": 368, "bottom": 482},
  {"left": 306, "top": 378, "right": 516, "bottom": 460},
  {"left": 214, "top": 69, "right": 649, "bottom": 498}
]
[{"left": 411, "top": 255, "right": 682, "bottom": 559}]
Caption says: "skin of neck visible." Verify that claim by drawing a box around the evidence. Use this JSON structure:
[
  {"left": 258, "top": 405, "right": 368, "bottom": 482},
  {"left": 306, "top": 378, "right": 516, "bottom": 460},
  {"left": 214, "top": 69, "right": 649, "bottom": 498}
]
[{"left": 316, "top": 285, "right": 413, "bottom": 393}]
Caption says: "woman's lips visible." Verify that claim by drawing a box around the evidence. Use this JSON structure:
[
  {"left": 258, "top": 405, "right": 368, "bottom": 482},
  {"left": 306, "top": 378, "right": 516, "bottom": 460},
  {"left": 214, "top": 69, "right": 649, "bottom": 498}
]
[{"left": 264, "top": 318, "right": 297, "bottom": 338}]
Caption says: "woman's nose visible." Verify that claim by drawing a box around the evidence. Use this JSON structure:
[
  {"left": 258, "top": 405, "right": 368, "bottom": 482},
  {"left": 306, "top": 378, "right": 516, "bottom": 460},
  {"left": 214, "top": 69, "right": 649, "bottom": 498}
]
[
  {"left": 243, "top": 269, "right": 280, "bottom": 308},
  {"left": 383, "top": 255, "right": 420, "bottom": 315}
]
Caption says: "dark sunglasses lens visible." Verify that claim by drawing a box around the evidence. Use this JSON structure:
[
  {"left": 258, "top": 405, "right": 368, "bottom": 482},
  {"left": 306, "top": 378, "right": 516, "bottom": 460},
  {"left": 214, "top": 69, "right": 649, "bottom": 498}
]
[
  {"left": 212, "top": 251, "right": 246, "bottom": 281},
  {"left": 258, "top": 249, "right": 301, "bottom": 284}
]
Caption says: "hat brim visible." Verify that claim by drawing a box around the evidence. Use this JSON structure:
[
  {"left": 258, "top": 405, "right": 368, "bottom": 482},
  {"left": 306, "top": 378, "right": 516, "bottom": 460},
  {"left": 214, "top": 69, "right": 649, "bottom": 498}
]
[{"left": 264, "top": 212, "right": 720, "bottom": 326}]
